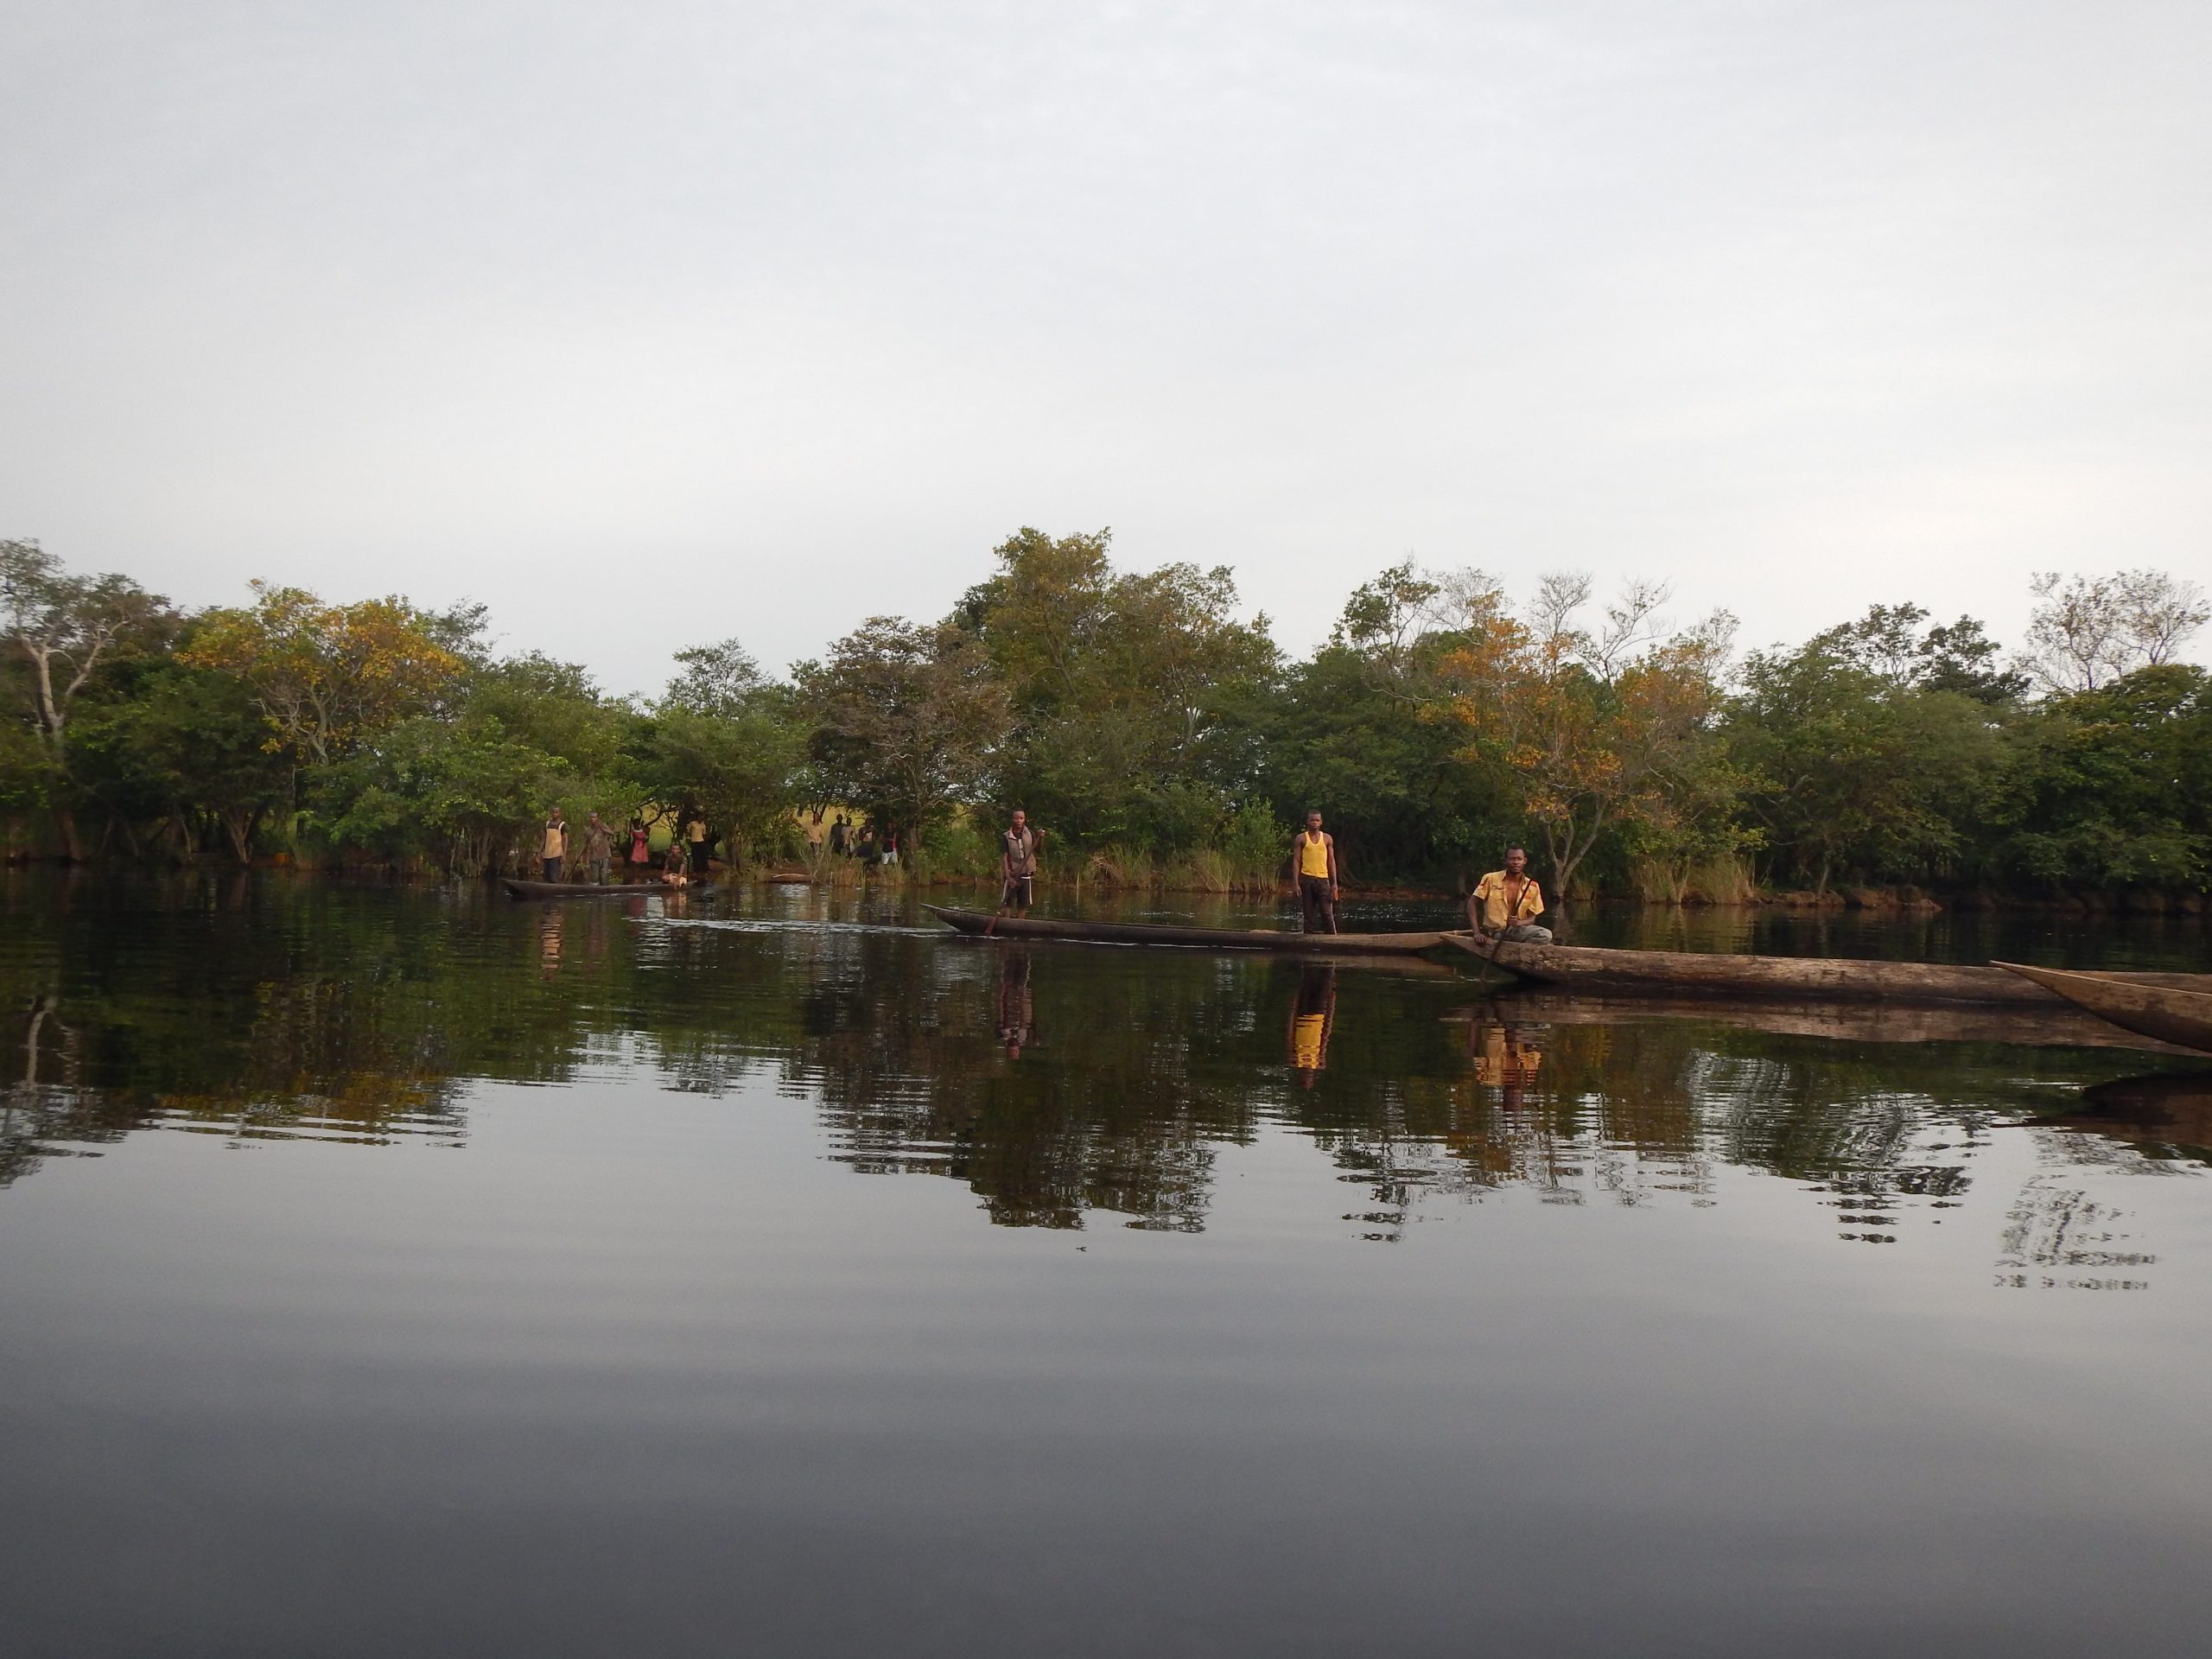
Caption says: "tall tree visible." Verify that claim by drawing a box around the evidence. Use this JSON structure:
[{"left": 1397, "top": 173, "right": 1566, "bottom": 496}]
[
  {"left": 1251, "top": 563, "right": 1507, "bottom": 878},
  {"left": 181, "top": 582, "right": 467, "bottom": 766},
  {"left": 797, "top": 617, "right": 1006, "bottom": 845},
  {"left": 639, "top": 639, "right": 804, "bottom": 868},
  {"left": 1433, "top": 573, "right": 1735, "bottom": 903},
  {"left": 1981, "top": 664, "right": 2209, "bottom": 893},
  {"left": 1724, "top": 639, "right": 2007, "bottom": 894},
  {"left": 0, "top": 539, "right": 174, "bottom": 855},
  {"left": 961, "top": 527, "right": 1276, "bottom": 849},
  {"left": 2022, "top": 570, "right": 2209, "bottom": 693}
]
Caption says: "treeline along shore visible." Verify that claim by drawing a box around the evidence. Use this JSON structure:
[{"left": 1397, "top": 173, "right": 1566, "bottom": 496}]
[{"left": 3, "top": 529, "right": 2208, "bottom": 912}]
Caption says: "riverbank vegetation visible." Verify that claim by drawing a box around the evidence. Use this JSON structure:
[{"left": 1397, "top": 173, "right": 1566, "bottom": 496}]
[{"left": 3, "top": 531, "right": 2206, "bottom": 908}]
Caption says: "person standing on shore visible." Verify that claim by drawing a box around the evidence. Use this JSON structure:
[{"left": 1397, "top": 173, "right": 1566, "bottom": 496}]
[
  {"left": 628, "top": 817, "right": 651, "bottom": 875},
  {"left": 538, "top": 808, "right": 569, "bottom": 883},
  {"left": 582, "top": 811, "right": 613, "bottom": 885},
  {"left": 1291, "top": 810, "right": 1339, "bottom": 934},
  {"left": 1467, "top": 846, "right": 1551, "bottom": 943},
  {"left": 999, "top": 809, "right": 1039, "bottom": 916}
]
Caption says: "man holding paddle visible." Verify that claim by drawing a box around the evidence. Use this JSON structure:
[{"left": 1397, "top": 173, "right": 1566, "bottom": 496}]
[{"left": 999, "top": 809, "right": 1040, "bottom": 916}]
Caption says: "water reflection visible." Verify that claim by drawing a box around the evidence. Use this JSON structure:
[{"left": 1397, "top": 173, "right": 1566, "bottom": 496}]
[
  {"left": 1, "top": 876, "right": 2204, "bottom": 1264},
  {"left": 995, "top": 947, "right": 1035, "bottom": 1058},
  {"left": 1287, "top": 964, "right": 1335, "bottom": 1085}
]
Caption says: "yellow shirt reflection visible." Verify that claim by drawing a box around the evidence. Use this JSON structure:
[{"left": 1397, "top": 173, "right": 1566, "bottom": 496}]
[{"left": 1472, "top": 1026, "right": 1543, "bottom": 1087}]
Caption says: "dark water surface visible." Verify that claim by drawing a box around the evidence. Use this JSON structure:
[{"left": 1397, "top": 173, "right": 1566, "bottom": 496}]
[{"left": 3, "top": 874, "right": 2210, "bottom": 1657}]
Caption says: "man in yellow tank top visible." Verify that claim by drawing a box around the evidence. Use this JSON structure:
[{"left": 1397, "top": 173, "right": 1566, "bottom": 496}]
[{"left": 1291, "top": 810, "right": 1339, "bottom": 934}]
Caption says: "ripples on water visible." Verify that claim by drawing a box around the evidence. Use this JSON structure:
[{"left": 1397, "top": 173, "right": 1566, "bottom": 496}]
[{"left": 3, "top": 871, "right": 2209, "bottom": 1656}]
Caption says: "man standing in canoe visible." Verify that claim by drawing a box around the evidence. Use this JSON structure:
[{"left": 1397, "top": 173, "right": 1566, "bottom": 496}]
[
  {"left": 1292, "top": 810, "right": 1339, "bottom": 935},
  {"left": 582, "top": 811, "right": 613, "bottom": 885},
  {"left": 999, "top": 809, "right": 1039, "bottom": 916},
  {"left": 1467, "top": 846, "right": 1552, "bottom": 944},
  {"left": 540, "top": 807, "right": 568, "bottom": 884}
]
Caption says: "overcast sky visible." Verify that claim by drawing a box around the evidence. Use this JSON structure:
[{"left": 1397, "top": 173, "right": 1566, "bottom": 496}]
[{"left": 3, "top": 1, "right": 2205, "bottom": 695}]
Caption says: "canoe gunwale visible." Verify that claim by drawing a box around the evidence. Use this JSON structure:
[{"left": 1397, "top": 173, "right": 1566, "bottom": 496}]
[
  {"left": 920, "top": 905, "right": 1447, "bottom": 956},
  {"left": 1444, "top": 934, "right": 2076, "bottom": 1007}
]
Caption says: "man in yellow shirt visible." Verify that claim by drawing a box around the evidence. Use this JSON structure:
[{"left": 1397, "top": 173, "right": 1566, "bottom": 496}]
[
  {"left": 1291, "top": 810, "right": 1339, "bottom": 934},
  {"left": 1467, "top": 845, "right": 1551, "bottom": 943},
  {"left": 539, "top": 808, "right": 569, "bottom": 884}
]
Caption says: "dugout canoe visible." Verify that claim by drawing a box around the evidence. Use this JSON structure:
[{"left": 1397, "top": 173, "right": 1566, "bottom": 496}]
[
  {"left": 1446, "top": 935, "right": 2082, "bottom": 1007},
  {"left": 922, "top": 905, "right": 1449, "bottom": 957},
  {"left": 1993, "top": 963, "right": 2212, "bottom": 1055},
  {"left": 501, "top": 879, "right": 715, "bottom": 899}
]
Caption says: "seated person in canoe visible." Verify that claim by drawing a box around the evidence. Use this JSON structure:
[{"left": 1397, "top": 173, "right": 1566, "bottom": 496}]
[{"left": 1467, "top": 846, "right": 1551, "bottom": 944}]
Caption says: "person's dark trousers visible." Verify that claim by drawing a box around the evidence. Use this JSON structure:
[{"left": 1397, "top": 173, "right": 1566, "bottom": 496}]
[
  {"left": 1300, "top": 874, "right": 1337, "bottom": 933},
  {"left": 690, "top": 842, "right": 709, "bottom": 874},
  {"left": 542, "top": 857, "right": 563, "bottom": 883}
]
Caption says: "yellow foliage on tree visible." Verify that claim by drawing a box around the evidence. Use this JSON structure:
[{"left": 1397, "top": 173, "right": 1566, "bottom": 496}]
[
  {"left": 1434, "top": 573, "right": 1734, "bottom": 905},
  {"left": 181, "top": 582, "right": 468, "bottom": 765}
]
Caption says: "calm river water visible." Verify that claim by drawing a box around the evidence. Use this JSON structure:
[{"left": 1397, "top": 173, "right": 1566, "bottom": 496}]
[{"left": 3, "top": 873, "right": 2209, "bottom": 1657}]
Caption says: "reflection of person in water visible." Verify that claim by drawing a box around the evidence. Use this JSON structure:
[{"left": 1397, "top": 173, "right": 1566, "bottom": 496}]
[
  {"left": 1469, "top": 1019, "right": 1543, "bottom": 1107},
  {"left": 1287, "top": 964, "right": 1338, "bottom": 1088},
  {"left": 996, "top": 950, "right": 1035, "bottom": 1058}
]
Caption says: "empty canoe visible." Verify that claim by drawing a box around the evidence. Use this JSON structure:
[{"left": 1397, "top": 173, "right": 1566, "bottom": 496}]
[
  {"left": 501, "top": 879, "right": 715, "bottom": 899},
  {"left": 1993, "top": 963, "right": 2212, "bottom": 1055}
]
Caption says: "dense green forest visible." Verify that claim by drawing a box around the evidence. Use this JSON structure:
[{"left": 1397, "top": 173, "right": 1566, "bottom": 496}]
[{"left": 3, "top": 530, "right": 2207, "bottom": 906}]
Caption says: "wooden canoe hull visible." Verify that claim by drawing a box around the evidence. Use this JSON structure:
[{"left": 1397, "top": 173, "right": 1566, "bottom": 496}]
[
  {"left": 1994, "top": 963, "right": 2212, "bottom": 1055},
  {"left": 1446, "top": 935, "right": 2066, "bottom": 1007},
  {"left": 921, "top": 905, "right": 1448, "bottom": 957},
  {"left": 501, "top": 879, "right": 714, "bottom": 899}
]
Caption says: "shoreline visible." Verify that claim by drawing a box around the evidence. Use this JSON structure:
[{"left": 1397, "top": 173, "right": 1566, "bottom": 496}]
[{"left": 5, "top": 858, "right": 2208, "bottom": 920}]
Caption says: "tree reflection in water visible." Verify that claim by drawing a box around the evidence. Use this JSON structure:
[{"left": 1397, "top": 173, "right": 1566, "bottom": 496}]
[{"left": 1, "top": 874, "right": 2204, "bottom": 1274}]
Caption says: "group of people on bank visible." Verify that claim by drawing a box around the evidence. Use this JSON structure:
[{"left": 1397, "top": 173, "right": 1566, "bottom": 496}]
[
  {"left": 536, "top": 807, "right": 715, "bottom": 887},
  {"left": 992, "top": 805, "right": 1552, "bottom": 944},
  {"left": 812, "top": 815, "right": 902, "bottom": 867}
]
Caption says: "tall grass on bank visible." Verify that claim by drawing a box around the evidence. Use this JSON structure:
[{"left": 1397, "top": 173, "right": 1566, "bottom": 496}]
[
  {"left": 1629, "top": 852, "right": 1759, "bottom": 906},
  {"left": 1067, "top": 845, "right": 1284, "bottom": 893}
]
